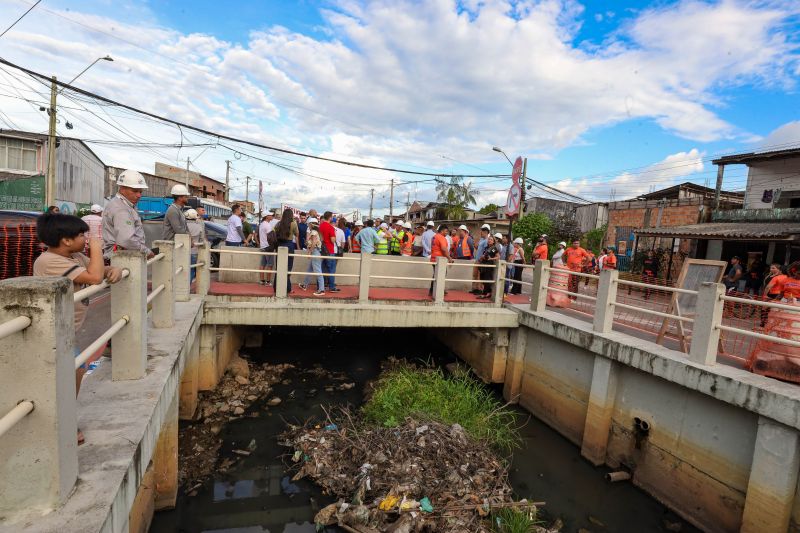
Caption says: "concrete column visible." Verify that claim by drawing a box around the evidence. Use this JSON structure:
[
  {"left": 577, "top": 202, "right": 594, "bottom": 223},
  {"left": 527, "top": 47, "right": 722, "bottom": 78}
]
[
  {"left": 196, "top": 243, "right": 210, "bottom": 297},
  {"left": 492, "top": 260, "right": 507, "bottom": 307},
  {"left": 741, "top": 417, "right": 800, "bottom": 533},
  {"left": 530, "top": 259, "right": 550, "bottom": 312},
  {"left": 0, "top": 277, "right": 77, "bottom": 516},
  {"left": 766, "top": 242, "right": 776, "bottom": 265},
  {"left": 150, "top": 240, "right": 174, "bottom": 329},
  {"left": 179, "top": 336, "right": 199, "bottom": 420},
  {"left": 153, "top": 394, "right": 178, "bottom": 510},
  {"left": 580, "top": 356, "right": 619, "bottom": 465},
  {"left": 197, "top": 324, "right": 218, "bottom": 391},
  {"left": 358, "top": 253, "right": 371, "bottom": 303},
  {"left": 127, "top": 460, "right": 155, "bottom": 533},
  {"left": 174, "top": 234, "right": 191, "bottom": 302},
  {"left": 689, "top": 282, "right": 724, "bottom": 365},
  {"left": 111, "top": 251, "right": 147, "bottom": 381},
  {"left": 433, "top": 256, "right": 447, "bottom": 304},
  {"left": 503, "top": 327, "right": 528, "bottom": 404},
  {"left": 275, "top": 246, "right": 289, "bottom": 299},
  {"left": 706, "top": 239, "right": 723, "bottom": 260},
  {"left": 593, "top": 269, "right": 618, "bottom": 334}
]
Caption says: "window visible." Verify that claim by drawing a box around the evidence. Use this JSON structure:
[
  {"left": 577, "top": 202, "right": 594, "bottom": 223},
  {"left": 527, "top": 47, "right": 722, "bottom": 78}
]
[{"left": 0, "top": 137, "right": 38, "bottom": 172}]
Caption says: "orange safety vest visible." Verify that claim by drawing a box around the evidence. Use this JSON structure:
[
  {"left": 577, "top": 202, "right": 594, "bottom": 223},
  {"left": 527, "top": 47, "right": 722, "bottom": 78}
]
[
  {"left": 460, "top": 235, "right": 473, "bottom": 259},
  {"left": 604, "top": 253, "right": 617, "bottom": 270},
  {"left": 351, "top": 229, "right": 361, "bottom": 253},
  {"left": 401, "top": 232, "right": 413, "bottom": 256},
  {"left": 784, "top": 278, "right": 800, "bottom": 299}
]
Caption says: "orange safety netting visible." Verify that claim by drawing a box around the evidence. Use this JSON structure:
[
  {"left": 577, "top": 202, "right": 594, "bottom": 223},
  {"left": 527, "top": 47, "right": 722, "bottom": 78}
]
[{"left": 746, "top": 300, "right": 800, "bottom": 383}]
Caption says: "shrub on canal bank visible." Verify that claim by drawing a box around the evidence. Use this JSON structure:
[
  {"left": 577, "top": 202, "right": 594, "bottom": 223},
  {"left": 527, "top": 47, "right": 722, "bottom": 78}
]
[
  {"left": 362, "top": 363, "right": 520, "bottom": 452},
  {"left": 491, "top": 507, "right": 543, "bottom": 533}
]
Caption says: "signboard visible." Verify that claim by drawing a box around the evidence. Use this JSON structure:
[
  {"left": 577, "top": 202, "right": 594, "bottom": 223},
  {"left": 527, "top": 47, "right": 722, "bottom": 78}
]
[
  {"left": 0, "top": 175, "right": 45, "bottom": 212},
  {"left": 504, "top": 157, "right": 524, "bottom": 217}
]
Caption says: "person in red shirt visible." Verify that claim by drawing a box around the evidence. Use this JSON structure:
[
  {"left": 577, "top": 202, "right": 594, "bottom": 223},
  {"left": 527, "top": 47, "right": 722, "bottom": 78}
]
[
  {"left": 429, "top": 225, "right": 452, "bottom": 296},
  {"left": 319, "top": 211, "right": 340, "bottom": 292},
  {"left": 760, "top": 263, "right": 789, "bottom": 326},
  {"left": 532, "top": 235, "right": 549, "bottom": 263},
  {"left": 783, "top": 262, "right": 800, "bottom": 301},
  {"left": 563, "top": 239, "right": 590, "bottom": 299},
  {"left": 603, "top": 247, "right": 618, "bottom": 270}
]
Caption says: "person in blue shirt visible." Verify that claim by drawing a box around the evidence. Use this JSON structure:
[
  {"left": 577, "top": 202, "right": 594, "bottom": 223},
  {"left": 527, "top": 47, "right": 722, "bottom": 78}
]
[
  {"left": 297, "top": 212, "right": 308, "bottom": 250},
  {"left": 422, "top": 221, "right": 436, "bottom": 257},
  {"left": 355, "top": 219, "right": 379, "bottom": 254}
]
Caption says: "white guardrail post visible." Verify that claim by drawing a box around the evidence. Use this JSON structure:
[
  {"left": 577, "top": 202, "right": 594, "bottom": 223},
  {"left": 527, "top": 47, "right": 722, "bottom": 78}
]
[
  {"left": 530, "top": 259, "right": 551, "bottom": 312},
  {"left": 197, "top": 242, "right": 211, "bottom": 297},
  {"left": 594, "top": 269, "right": 618, "bottom": 333},
  {"left": 151, "top": 240, "right": 175, "bottom": 328},
  {"left": 174, "top": 234, "right": 191, "bottom": 302},
  {"left": 276, "top": 246, "right": 289, "bottom": 299},
  {"left": 0, "top": 277, "right": 78, "bottom": 515},
  {"left": 111, "top": 251, "right": 147, "bottom": 380},
  {"left": 493, "top": 260, "right": 507, "bottom": 307},
  {"left": 689, "top": 282, "right": 725, "bottom": 365},
  {"left": 359, "top": 253, "right": 371, "bottom": 303},
  {"left": 433, "top": 257, "right": 447, "bottom": 303}
]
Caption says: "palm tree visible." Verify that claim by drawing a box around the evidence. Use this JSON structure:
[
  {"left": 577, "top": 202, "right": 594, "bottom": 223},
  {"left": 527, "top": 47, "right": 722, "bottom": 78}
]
[{"left": 436, "top": 176, "right": 477, "bottom": 220}]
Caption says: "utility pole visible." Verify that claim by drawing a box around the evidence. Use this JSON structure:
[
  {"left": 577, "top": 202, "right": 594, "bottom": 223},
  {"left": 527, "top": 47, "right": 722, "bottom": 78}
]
[
  {"left": 224, "top": 160, "right": 231, "bottom": 202},
  {"left": 369, "top": 188, "right": 374, "bottom": 219},
  {"left": 389, "top": 179, "right": 394, "bottom": 218},
  {"left": 45, "top": 76, "right": 57, "bottom": 208},
  {"left": 184, "top": 157, "right": 191, "bottom": 188},
  {"left": 405, "top": 192, "right": 410, "bottom": 221},
  {"left": 245, "top": 176, "right": 250, "bottom": 205}
]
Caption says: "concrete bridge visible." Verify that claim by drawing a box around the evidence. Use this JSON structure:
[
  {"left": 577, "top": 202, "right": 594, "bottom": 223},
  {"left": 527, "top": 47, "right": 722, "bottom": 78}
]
[{"left": 2, "top": 241, "right": 800, "bottom": 532}]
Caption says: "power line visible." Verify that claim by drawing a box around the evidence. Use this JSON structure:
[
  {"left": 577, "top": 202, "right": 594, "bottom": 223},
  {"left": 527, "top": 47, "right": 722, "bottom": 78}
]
[{"left": 0, "top": 0, "right": 40, "bottom": 39}]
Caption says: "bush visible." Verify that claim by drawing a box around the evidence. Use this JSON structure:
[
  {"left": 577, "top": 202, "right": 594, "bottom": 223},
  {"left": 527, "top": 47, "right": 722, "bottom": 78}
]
[
  {"left": 513, "top": 213, "right": 552, "bottom": 244},
  {"left": 362, "top": 364, "right": 520, "bottom": 452},
  {"left": 490, "top": 507, "right": 542, "bottom": 533},
  {"left": 583, "top": 224, "right": 607, "bottom": 255}
]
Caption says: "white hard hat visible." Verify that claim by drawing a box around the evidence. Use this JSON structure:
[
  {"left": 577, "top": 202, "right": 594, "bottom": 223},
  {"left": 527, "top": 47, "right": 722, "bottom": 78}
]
[
  {"left": 558, "top": 241, "right": 567, "bottom": 247},
  {"left": 380, "top": 222, "right": 388, "bottom": 229},
  {"left": 403, "top": 221, "right": 412, "bottom": 229},
  {"left": 481, "top": 224, "right": 491, "bottom": 231},
  {"left": 426, "top": 221, "right": 435, "bottom": 227},
  {"left": 494, "top": 232, "right": 503, "bottom": 239},
  {"left": 170, "top": 184, "right": 190, "bottom": 196},
  {"left": 355, "top": 220, "right": 364, "bottom": 226},
  {"left": 458, "top": 224, "right": 468, "bottom": 231},
  {"left": 540, "top": 234, "right": 548, "bottom": 238},
  {"left": 185, "top": 208, "right": 198, "bottom": 220},
  {"left": 514, "top": 237, "right": 524, "bottom": 244},
  {"left": 307, "top": 217, "right": 319, "bottom": 224},
  {"left": 117, "top": 169, "right": 148, "bottom": 189},
  {"left": 90, "top": 204, "right": 103, "bottom": 213}
]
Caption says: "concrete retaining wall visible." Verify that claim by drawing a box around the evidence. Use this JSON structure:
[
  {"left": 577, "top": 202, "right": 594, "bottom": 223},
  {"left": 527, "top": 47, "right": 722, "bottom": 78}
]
[{"left": 217, "top": 247, "right": 477, "bottom": 290}]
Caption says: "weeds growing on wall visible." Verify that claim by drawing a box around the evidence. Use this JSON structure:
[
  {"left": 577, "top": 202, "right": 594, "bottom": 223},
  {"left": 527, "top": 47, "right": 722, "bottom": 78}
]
[{"left": 362, "top": 363, "right": 520, "bottom": 452}]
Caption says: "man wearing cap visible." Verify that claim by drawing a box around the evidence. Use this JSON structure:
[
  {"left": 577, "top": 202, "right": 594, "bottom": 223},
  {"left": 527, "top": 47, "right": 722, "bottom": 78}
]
[
  {"left": 163, "top": 183, "right": 191, "bottom": 240},
  {"left": 552, "top": 241, "right": 566, "bottom": 267},
  {"left": 401, "top": 221, "right": 414, "bottom": 256},
  {"left": 375, "top": 222, "right": 390, "bottom": 255},
  {"left": 350, "top": 219, "right": 364, "bottom": 253},
  {"left": 429, "top": 224, "right": 452, "bottom": 296},
  {"left": 82, "top": 203, "right": 104, "bottom": 252},
  {"left": 509, "top": 237, "right": 526, "bottom": 295},
  {"left": 455, "top": 225, "right": 474, "bottom": 260},
  {"left": 471, "top": 224, "right": 491, "bottom": 294},
  {"left": 422, "top": 221, "right": 436, "bottom": 258},
  {"left": 102, "top": 169, "right": 154, "bottom": 258},
  {"left": 389, "top": 220, "right": 405, "bottom": 256},
  {"left": 355, "top": 219, "right": 379, "bottom": 254},
  {"left": 185, "top": 208, "right": 204, "bottom": 282}
]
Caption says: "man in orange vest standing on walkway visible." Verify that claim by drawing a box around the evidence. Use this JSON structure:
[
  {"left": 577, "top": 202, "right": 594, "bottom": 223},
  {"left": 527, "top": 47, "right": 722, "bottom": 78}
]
[
  {"left": 455, "top": 225, "right": 474, "bottom": 260},
  {"left": 429, "top": 224, "right": 452, "bottom": 297},
  {"left": 563, "top": 239, "right": 590, "bottom": 300}
]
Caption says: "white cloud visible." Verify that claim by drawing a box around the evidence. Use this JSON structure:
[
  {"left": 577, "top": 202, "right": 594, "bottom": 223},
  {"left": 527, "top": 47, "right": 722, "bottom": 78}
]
[
  {"left": 0, "top": 0, "right": 797, "bottom": 213},
  {"left": 759, "top": 121, "right": 800, "bottom": 151}
]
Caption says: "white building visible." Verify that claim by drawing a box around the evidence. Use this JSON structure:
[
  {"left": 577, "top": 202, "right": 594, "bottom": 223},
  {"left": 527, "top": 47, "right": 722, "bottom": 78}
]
[{"left": 713, "top": 147, "right": 800, "bottom": 209}]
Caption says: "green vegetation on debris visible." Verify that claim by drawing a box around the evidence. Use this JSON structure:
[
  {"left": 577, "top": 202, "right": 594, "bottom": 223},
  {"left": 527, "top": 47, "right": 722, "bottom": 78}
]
[
  {"left": 362, "top": 363, "right": 520, "bottom": 452},
  {"left": 490, "top": 507, "right": 542, "bottom": 533}
]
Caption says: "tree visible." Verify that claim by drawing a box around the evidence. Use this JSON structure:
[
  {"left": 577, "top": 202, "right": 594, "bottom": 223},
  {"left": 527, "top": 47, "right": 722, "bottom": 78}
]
[
  {"left": 513, "top": 212, "right": 552, "bottom": 243},
  {"left": 583, "top": 224, "right": 607, "bottom": 255},
  {"left": 436, "top": 176, "right": 478, "bottom": 220},
  {"left": 551, "top": 213, "right": 582, "bottom": 244},
  {"left": 478, "top": 203, "right": 500, "bottom": 215}
]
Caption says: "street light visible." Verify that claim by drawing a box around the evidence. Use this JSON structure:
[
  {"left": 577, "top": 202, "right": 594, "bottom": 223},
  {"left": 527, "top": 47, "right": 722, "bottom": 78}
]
[
  {"left": 65, "top": 55, "right": 114, "bottom": 87},
  {"left": 46, "top": 55, "right": 114, "bottom": 207},
  {"left": 492, "top": 146, "right": 514, "bottom": 167}
]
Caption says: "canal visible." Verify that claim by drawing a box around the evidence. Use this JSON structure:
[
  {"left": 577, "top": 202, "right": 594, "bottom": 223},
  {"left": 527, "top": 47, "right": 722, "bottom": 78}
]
[{"left": 150, "top": 327, "right": 696, "bottom": 533}]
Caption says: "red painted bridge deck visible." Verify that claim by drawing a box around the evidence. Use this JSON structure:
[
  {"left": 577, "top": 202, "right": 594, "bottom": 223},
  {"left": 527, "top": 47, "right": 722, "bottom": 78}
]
[{"left": 208, "top": 281, "right": 530, "bottom": 305}]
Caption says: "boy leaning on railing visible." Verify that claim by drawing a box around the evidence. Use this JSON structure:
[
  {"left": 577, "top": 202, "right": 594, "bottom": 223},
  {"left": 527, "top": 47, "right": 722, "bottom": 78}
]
[{"left": 32, "top": 213, "right": 123, "bottom": 445}]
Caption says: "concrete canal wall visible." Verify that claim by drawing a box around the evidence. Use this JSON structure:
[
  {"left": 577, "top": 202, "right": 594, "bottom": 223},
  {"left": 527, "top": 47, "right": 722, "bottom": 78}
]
[{"left": 438, "top": 307, "right": 800, "bottom": 533}]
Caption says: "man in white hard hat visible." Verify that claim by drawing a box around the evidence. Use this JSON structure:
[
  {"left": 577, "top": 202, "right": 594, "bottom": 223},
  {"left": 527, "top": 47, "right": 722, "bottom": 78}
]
[
  {"left": 471, "top": 224, "right": 492, "bottom": 293},
  {"left": 552, "top": 241, "right": 567, "bottom": 267},
  {"left": 455, "top": 224, "right": 474, "bottom": 260},
  {"left": 162, "top": 183, "right": 190, "bottom": 240},
  {"left": 81, "top": 203, "right": 104, "bottom": 251},
  {"left": 184, "top": 208, "right": 204, "bottom": 282},
  {"left": 102, "top": 169, "right": 153, "bottom": 258},
  {"left": 422, "top": 220, "right": 436, "bottom": 258}
]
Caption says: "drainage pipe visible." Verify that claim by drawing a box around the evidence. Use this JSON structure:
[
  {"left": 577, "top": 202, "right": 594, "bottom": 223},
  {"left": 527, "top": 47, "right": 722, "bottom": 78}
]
[{"left": 605, "top": 471, "right": 632, "bottom": 483}]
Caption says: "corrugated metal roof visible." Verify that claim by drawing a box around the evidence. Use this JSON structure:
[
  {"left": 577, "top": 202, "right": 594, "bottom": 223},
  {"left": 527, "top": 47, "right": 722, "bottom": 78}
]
[{"left": 634, "top": 222, "right": 800, "bottom": 240}]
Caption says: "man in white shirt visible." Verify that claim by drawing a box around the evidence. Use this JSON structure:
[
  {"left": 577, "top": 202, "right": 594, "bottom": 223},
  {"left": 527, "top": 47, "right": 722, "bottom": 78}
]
[
  {"left": 81, "top": 204, "right": 103, "bottom": 252},
  {"left": 422, "top": 221, "right": 436, "bottom": 257},
  {"left": 226, "top": 204, "right": 245, "bottom": 246}
]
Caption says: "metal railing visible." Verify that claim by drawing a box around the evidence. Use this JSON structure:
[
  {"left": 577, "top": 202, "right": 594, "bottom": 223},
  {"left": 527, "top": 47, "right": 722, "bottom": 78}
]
[{"left": 0, "top": 233, "right": 196, "bottom": 513}]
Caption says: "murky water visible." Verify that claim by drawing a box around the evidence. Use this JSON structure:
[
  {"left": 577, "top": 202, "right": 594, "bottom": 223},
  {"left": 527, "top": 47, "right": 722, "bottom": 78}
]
[{"left": 150, "top": 328, "right": 696, "bottom": 533}]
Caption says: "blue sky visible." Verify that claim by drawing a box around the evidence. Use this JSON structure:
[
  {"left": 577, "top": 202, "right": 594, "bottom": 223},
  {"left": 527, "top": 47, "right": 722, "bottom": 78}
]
[{"left": 0, "top": 0, "right": 799, "bottom": 214}]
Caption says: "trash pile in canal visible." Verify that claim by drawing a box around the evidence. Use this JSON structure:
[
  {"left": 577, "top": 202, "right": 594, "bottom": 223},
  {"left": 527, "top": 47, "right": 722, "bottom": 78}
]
[{"left": 281, "top": 359, "right": 558, "bottom": 532}]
